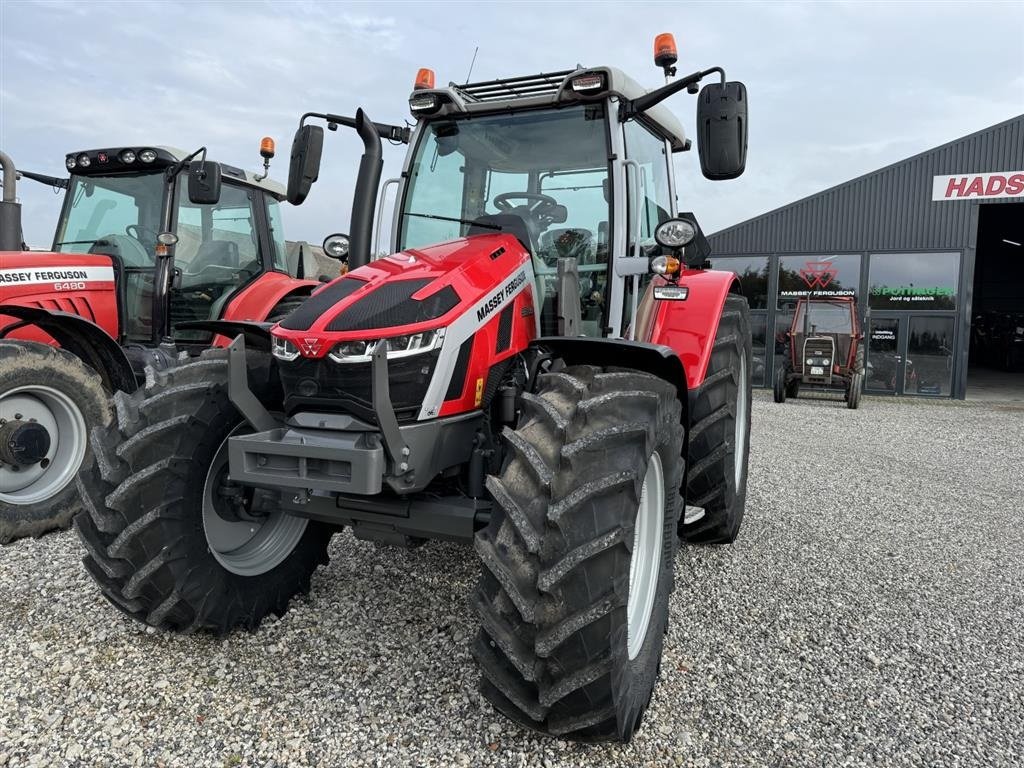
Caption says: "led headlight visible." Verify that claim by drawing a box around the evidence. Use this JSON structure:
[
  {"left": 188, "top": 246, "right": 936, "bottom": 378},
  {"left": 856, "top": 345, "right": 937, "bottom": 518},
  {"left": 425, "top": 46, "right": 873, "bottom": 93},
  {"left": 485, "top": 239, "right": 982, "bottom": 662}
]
[
  {"left": 654, "top": 218, "right": 696, "bottom": 249},
  {"left": 65, "top": 156, "right": 77, "bottom": 170},
  {"left": 328, "top": 330, "right": 442, "bottom": 364},
  {"left": 409, "top": 94, "right": 440, "bottom": 114},
  {"left": 119, "top": 149, "right": 137, "bottom": 164},
  {"left": 76, "top": 153, "right": 91, "bottom": 168},
  {"left": 139, "top": 149, "right": 157, "bottom": 163},
  {"left": 271, "top": 335, "right": 300, "bottom": 362}
]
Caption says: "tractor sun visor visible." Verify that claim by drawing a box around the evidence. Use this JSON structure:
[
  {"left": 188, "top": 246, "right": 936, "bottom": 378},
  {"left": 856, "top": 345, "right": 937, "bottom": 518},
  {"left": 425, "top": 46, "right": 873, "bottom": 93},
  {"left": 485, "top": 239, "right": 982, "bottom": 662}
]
[{"left": 65, "top": 147, "right": 174, "bottom": 174}]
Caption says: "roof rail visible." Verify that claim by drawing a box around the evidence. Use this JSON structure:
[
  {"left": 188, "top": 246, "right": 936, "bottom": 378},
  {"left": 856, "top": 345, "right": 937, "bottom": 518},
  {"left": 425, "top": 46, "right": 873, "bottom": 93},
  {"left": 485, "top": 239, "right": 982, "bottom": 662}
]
[{"left": 451, "top": 70, "right": 576, "bottom": 103}]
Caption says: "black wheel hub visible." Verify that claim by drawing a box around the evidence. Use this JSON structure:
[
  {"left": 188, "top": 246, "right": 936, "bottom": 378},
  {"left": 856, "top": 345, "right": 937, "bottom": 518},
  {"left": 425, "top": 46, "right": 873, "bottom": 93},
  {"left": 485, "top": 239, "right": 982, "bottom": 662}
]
[{"left": 0, "top": 420, "right": 52, "bottom": 466}]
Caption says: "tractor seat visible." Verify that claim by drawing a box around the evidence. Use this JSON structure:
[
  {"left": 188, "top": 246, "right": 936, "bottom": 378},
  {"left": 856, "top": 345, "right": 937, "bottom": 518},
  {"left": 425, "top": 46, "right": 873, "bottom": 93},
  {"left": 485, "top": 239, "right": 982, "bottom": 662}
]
[
  {"left": 540, "top": 228, "right": 594, "bottom": 263},
  {"left": 467, "top": 213, "right": 535, "bottom": 254},
  {"left": 188, "top": 240, "right": 240, "bottom": 273}
]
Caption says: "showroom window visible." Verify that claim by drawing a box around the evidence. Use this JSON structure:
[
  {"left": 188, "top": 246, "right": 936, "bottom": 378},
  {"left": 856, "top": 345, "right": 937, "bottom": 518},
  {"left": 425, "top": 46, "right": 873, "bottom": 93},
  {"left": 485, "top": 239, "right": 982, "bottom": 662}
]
[
  {"left": 777, "top": 254, "right": 861, "bottom": 310},
  {"left": 707, "top": 255, "right": 770, "bottom": 309},
  {"left": 868, "top": 252, "right": 961, "bottom": 310}
]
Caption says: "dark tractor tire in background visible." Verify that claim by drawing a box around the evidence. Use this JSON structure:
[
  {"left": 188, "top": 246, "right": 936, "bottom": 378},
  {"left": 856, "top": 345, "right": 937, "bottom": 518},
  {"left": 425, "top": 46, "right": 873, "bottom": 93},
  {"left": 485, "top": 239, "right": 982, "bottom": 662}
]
[
  {"left": 681, "top": 296, "right": 753, "bottom": 544},
  {"left": 785, "top": 378, "right": 801, "bottom": 399},
  {"left": 473, "top": 364, "right": 683, "bottom": 742},
  {"left": 773, "top": 365, "right": 787, "bottom": 403},
  {"left": 847, "top": 371, "right": 863, "bottom": 410},
  {"left": 854, "top": 345, "right": 865, "bottom": 374},
  {"left": 1, "top": 341, "right": 111, "bottom": 544},
  {"left": 74, "top": 348, "right": 334, "bottom": 634}
]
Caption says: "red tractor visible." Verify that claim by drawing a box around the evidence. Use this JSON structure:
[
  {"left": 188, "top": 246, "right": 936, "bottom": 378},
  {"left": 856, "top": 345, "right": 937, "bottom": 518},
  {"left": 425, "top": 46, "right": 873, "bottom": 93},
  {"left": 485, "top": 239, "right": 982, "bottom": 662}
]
[
  {"left": 0, "top": 143, "right": 338, "bottom": 542},
  {"left": 773, "top": 295, "right": 864, "bottom": 408},
  {"left": 77, "top": 35, "right": 753, "bottom": 742}
]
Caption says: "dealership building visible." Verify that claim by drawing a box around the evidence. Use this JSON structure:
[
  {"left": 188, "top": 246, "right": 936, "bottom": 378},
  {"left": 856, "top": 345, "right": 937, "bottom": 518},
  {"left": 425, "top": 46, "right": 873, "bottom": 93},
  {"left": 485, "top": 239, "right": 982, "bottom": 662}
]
[{"left": 706, "top": 114, "right": 1023, "bottom": 399}]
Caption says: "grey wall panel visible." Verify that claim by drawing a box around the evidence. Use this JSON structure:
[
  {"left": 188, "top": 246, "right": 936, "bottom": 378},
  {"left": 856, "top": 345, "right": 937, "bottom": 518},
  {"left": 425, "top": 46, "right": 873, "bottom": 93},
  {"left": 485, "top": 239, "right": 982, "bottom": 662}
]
[{"left": 710, "top": 115, "right": 1024, "bottom": 255}]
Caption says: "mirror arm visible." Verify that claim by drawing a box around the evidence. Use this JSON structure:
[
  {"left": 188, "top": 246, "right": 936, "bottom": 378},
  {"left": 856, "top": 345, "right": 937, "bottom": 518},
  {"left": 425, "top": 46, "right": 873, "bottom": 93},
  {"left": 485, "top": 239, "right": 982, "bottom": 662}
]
[
  {"left": 623, "top": 66, "right": 726, "bottom": 119},
  {"left": 166, "top": 146, "right": 207, "bottom": 182},
  {"left": 300, "top": 112, "right": 411, "bottom": 145}
]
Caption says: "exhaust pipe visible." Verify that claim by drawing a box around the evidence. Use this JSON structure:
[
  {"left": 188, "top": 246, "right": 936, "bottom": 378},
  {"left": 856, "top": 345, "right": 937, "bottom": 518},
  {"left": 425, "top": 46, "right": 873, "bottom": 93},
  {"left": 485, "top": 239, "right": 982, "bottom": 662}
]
[
  {"left": 348, "top": 109, "right": 383, "bottom": 271},
  {"left": 0, "top": 150, "right": 23, "bottom": 251}
]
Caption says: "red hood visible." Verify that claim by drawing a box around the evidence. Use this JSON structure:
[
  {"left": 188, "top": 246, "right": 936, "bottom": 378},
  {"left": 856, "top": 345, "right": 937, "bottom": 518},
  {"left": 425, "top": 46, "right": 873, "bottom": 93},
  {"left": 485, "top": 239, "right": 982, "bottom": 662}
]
[{"left": 273, "top": 233, "right": 533, "bottom": 353}]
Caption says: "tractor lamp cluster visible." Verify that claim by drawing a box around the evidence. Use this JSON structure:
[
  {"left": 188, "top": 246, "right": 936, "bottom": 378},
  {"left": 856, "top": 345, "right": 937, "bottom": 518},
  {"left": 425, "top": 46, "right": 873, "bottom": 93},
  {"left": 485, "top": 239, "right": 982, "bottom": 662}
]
[
  {"left": 272, "top": 330, "right": 443, "bottom": 364},
  {"left": 65, "top": 148, "right": 159, "bottom": 171},
  {"left": 649, "top": 217, "right": 698, "bottom": 279}
]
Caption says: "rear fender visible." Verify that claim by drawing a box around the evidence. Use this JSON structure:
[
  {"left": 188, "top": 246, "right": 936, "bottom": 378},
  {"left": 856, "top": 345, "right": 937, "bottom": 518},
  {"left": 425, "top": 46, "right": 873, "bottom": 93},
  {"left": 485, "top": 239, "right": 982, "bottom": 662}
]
[
  {"left": 530, "top": 336, "right": 688, "bottom": 429},
  {"left": 634, "top": 269, "right": 741, "bottom": 390},
  {"left": 0, "top": 305, "right": 135, "bottom": 393}
]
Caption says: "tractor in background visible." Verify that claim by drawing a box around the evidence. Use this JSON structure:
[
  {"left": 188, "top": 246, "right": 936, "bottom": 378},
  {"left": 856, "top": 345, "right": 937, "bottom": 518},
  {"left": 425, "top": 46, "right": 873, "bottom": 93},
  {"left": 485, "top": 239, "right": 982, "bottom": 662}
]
[
  {"left": 76, "top": 34, "right": 753, "bottom": 742},
  {"left": 0, "top": 142, "right": 342, "bottom": 542},
  {"left": 773, "top": 295, "right": 864, "bottom": 408}
]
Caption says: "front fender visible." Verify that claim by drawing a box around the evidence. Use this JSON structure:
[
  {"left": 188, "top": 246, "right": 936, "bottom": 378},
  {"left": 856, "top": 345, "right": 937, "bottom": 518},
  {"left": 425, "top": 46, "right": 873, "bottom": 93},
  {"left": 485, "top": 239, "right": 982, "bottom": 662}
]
[
  {"left": 0, "top": 305, "right": 135, "bottom": 392},
  {"left": 635, "top": 269, "right": 741, "bottom": 390},
  {"left": 222, "top": 273, "right": 318, "bottom": 323}
]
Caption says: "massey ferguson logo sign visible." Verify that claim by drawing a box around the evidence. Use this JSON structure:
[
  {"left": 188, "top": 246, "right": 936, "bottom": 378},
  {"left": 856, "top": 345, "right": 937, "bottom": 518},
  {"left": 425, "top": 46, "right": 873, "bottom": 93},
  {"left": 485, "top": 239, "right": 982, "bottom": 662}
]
[
  {"left": 298, "top": 338, "right": 322, "bottom": 356},
  {"left": 799, "top": 261, "right": 837, "bottom": 289},
  {"left": 932, "top": 171, "right": 1024, "bottom": 201}
]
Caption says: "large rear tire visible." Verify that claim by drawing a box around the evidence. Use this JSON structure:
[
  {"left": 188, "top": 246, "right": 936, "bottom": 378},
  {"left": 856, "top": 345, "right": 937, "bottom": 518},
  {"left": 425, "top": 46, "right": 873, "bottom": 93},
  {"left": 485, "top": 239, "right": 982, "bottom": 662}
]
[
  {"left": 681, "top": 296, "right": 752, "bottom": 544},
  {"left": 0, "top": 341, "right": 110, "bottom": 544},
  {"left": 473, "top": 365, "right": 683, "bottom": 742},
  {"left": 74, "top": 349, "right": 333, "bottom": 633}
]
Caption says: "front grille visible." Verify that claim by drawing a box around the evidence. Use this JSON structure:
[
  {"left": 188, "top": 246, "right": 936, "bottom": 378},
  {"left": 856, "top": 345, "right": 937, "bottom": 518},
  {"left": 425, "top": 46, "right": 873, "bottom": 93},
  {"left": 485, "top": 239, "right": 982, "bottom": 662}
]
[
  {"left": 279, "top": 350, "right": 440, "bottom": 424},
  {"left": 801, "top": 337, "right": 835, "bottom": 375}
]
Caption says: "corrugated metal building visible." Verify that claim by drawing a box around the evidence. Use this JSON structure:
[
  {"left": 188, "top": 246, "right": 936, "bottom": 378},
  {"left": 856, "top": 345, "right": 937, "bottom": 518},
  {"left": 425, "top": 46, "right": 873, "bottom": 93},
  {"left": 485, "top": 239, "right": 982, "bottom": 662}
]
[{"left": 707, "top": 115, "right": 1024, "bottom": 399}]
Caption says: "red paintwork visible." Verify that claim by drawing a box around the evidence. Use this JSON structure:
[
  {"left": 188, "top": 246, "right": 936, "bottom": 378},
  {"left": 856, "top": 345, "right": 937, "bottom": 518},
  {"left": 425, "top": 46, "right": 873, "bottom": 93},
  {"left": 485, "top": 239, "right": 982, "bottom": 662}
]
[
  {"left": 0, "top": 251, "right": 119, "bottom": 344},
  {"left": 272, "top": 233, "right": 534, "bottom": 351},
  {"left": 211, "top": 271, "right": 319, "bottom": 346},
  {"left": 635, "top": 268, "right": 740, "bottom": 390},
  {"left": 787, "top": 296, "right": 861, "bottom": 372}
]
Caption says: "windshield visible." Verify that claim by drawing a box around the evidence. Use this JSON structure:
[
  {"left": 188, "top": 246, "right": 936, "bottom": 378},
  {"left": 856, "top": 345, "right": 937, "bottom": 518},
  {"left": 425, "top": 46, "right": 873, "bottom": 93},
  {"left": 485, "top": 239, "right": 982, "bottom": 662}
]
[
  {"left": 398, "top": 105, "right": 611, "bottom": 335},
  {"left": 55, "top": 173, "right": 165, "bottom": 266},
  {"left": 796, "top": 301, "right": 854, "bottom": 335}
]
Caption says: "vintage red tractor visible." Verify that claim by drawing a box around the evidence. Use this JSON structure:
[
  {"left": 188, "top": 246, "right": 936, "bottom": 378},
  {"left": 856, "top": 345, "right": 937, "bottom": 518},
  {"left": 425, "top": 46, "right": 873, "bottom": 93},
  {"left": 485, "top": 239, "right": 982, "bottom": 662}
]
[
  {"left": 77, "top": 35, "right": 754, "bottom": 742},
  {"left": 0, "top": 143, "right": 340, "bottom": 541},
  {"left": 773, "top": 295, "right": 865, "bottom": 408}
]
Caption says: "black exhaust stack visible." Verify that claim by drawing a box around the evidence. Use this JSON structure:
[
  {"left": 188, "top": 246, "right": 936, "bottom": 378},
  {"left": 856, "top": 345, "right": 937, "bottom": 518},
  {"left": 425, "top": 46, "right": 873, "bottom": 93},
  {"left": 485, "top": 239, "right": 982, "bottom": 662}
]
[
  {"left": 349, "top": 109, "right": 383, "bottom": 270},
  {"left": 0, "top": 150, "right": 23, "bottom": 251}
]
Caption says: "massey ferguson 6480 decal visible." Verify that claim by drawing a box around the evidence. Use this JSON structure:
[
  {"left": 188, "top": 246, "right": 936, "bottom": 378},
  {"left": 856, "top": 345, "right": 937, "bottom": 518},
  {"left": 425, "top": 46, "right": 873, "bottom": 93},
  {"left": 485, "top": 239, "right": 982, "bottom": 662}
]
[
  {"left": 0, "top": 266, "right": 115, "bottom": 288},
  {"left": 932, "top": 171, "right": 1024, "bottom": 201}
]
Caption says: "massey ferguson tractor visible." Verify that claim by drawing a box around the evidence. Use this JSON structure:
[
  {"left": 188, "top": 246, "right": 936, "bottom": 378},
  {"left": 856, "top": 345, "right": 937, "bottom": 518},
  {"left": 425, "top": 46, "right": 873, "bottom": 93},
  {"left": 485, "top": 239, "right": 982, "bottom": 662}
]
[
  {"left": 0, "top": 142, "right": 339, "bottom": 542},
  {"left": 76, "top": 35, "right": 754, "bottom": 742},
  {"left": 773, "top": 295, "right": 864, "bottom": 408}
]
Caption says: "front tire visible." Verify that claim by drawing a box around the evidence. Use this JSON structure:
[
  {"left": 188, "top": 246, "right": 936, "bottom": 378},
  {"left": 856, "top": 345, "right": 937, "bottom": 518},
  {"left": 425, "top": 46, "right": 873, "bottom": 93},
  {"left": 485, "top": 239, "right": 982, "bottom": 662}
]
[
  {"left": 773, "top": 365, "right": 787, "bottom": 403},
  {"left": 681, "top": 296, "right": 753, "bottom": 544},
  {"left": 74, "top": 349, "right": 333, "bottom": 633},
  {"left": 473, "top": 365, "right": 683, "bottom": 742},
  {"left": 0, "top": 341, "right": 110, "bottom": 544},
  {"left": 847, "top": 371, "right": 863, "bottom": 409}
]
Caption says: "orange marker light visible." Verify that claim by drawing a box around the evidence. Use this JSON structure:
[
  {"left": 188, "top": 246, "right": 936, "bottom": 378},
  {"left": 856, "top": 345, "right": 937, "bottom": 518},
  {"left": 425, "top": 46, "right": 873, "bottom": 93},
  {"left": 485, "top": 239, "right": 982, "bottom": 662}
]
[
  {"left": 414, "top": 67, "right": 436, "bottom": 90},
  {"left": 260, "top": 136, "right": 276, "bottom": 159},
  {"left": 654, "top": 33, "right": 678, "bottom": 69}
]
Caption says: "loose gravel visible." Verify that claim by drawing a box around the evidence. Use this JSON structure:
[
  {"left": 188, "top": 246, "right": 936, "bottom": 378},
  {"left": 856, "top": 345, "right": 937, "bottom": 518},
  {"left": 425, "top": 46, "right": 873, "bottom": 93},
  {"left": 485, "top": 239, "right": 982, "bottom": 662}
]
[{"left": 1, "top": 392, "right": 1022, "bottom": 767}]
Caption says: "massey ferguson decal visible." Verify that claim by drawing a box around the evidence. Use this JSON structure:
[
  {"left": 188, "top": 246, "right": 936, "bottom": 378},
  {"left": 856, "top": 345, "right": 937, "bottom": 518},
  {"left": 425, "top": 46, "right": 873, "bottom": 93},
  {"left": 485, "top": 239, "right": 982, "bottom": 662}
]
[
  {"left": 932, "top": 171, "right": 1024, "bottom": 201},
  {"left": 475, "top": 269, "right": 527, "bottom": 322},
  {"left": 0, "top": 266, "right": 115, "bottom": 287},
  {"left": 798, "top": 261, "right": 838, "bottom": 289}
]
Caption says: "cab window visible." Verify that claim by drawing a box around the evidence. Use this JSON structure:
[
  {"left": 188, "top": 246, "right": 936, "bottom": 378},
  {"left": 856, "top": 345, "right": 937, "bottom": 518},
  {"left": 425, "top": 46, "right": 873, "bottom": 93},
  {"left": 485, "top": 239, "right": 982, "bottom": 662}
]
[{"left": 266, "top": 198, "right": 289, "bottom": 273}]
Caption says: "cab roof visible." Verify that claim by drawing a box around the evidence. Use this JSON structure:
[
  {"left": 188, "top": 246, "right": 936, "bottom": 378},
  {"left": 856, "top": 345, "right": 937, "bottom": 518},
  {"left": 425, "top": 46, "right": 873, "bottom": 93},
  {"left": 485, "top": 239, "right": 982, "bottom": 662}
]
[{"left": 416, "top": 67, "right": 689, "bottom": 152}]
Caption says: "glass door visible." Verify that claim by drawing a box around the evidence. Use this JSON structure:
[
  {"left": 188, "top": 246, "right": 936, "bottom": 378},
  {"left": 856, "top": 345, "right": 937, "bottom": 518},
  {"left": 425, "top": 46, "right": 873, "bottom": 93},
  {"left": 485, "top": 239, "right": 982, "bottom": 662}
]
[
  {"left": 866, "top": 316, "right": 904, "bottom": 394},
  {"left": 905, "top": 316, "right": 956, "bottom": 396}
]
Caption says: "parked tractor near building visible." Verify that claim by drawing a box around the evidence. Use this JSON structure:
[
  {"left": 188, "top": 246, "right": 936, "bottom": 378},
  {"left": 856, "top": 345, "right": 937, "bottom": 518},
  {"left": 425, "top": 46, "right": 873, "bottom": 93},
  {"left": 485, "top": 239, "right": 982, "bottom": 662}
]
[
  {"left": 77, "top": 35, "right": 753, "bottom": 742},
  {"left": 0, "top": 143, "right": 340, "bottom": 542},
  {"left": 773, "top": 295, "right": 864, "bottom": 408}
]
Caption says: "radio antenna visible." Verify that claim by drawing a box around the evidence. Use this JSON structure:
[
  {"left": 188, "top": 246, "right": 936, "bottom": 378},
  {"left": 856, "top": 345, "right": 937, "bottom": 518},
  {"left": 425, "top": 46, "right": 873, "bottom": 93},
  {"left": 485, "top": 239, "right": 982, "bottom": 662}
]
[{"left": 464, "top": 46, "right": 479, "bottom": 83}]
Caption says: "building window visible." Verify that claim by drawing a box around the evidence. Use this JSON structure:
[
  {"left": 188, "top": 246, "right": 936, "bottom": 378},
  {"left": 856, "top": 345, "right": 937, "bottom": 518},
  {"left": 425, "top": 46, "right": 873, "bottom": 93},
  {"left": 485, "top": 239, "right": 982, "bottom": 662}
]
[
  {"left": 868, "top": 252, "right": 960, "bottom": 310},
  {"left": 707, "top": 255, "right": 770, "bottom": 309},
  {"left": 777, "top": 254, "right": 861, "bottom": 310}
]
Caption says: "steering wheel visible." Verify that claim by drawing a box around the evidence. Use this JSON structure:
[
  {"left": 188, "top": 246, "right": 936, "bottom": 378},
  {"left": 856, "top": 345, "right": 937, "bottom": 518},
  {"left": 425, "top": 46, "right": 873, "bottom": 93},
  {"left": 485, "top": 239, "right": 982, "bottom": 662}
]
[
  {"left": 493, "top": 192, "right": 559, "bottom": 215},
  {"left": 125, "top": 224, "right": 158, "bottom": 243}
]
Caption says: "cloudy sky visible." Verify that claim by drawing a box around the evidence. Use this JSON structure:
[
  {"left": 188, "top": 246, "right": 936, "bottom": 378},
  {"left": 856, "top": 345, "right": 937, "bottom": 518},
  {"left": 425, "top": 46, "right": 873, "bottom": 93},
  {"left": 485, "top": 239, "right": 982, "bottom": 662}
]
[{"left": 1, "top": 0, "right": 1022, "bottom": 249}]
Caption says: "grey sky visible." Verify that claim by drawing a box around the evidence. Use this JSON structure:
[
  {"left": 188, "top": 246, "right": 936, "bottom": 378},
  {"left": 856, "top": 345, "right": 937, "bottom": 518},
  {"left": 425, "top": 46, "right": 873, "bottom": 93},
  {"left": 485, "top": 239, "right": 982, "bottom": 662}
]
[{"left": 1, "top": 0, "right": 1022, "bottom": 249}]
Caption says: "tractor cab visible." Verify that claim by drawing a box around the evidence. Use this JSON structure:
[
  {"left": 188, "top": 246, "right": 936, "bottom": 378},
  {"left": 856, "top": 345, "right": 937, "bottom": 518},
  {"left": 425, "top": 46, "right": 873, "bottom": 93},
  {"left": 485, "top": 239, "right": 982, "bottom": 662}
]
[{"left": 54, "top": 144, "right": 292, "bottom": 343}]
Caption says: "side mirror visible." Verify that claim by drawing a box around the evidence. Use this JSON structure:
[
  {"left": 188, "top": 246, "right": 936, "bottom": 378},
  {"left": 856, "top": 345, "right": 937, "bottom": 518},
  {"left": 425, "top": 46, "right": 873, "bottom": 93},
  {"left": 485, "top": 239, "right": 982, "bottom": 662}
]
[
  {"left": 287, "top": 125, "right": 325, "bottom": 205},
  {"left": 696, "top": 81, "right": 748, "bottom": 180},
  {"left": 322, "top": 233, "right": 350, "bottom": 261},
  {"left": 188, "top": 160, "right": 222, "bottom": 204}
]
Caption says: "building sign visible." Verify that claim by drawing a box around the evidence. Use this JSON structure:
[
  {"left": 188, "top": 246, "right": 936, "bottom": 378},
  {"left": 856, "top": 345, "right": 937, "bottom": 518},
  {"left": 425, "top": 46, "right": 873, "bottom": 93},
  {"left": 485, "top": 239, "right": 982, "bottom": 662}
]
[
  {"left": 870, "top": 285, "right": 955, "bottom": 305},
  {"left": 777, "top": 255, "right": 860, "bottom": 309},
  {"left": 932, "top": 171, "right": 1024, "bottom": 201}
]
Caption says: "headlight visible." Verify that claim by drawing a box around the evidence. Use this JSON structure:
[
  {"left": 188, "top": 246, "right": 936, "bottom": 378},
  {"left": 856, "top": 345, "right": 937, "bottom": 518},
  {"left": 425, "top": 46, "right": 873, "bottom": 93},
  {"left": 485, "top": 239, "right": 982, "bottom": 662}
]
[
  {"left": 654, "top": 218, "right": 696, "bottom": 249},
  {"left": 76, "top": 153, "right": 91, "bottom": 168},
  {"left": 409, "top": 94, "right": 440, "bottom": 114},
  {"left": 271, "top": 336, "right": 300, "bottom": 362},
  {"left": 65, "top": 156, "right": 77, "bottom": 170},
  {"left": 139, "top": 149, "right": 157, "bottom": 163},
  {"left": 119, "top": 149, "right": 137, "bottom": 164},
  {"left": 806, "top": 358, "right": 813, "bottom": 365},
  {"left": 328, "top": 330, "right": 442, "bottom": 364}
]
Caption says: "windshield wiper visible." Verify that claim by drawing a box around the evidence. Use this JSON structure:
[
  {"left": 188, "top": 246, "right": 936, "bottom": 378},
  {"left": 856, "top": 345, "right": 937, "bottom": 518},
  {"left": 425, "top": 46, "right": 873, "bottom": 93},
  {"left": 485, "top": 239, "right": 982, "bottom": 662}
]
[
  {"left": 402, "top": 212, "right": 502, "bottom": 231},
  {"left": 53, "top": 238, "right": 111, "bottom": 247}
]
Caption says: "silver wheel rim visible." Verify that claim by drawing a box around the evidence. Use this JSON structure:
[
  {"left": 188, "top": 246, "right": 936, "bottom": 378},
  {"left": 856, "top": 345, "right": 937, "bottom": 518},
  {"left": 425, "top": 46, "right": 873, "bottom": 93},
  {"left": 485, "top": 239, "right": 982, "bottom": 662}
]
[
  {"left": 202, "top": 429, "right": 308, "bottom": 576},
  {"left": 627, "top": 451, "right": 664, "bottom": 661},
  {"left": 735, "top": 353, "right": 750, "bottom": 487},
  {"left": 0, "top": 385, "right": 87, "bottom": 505}
]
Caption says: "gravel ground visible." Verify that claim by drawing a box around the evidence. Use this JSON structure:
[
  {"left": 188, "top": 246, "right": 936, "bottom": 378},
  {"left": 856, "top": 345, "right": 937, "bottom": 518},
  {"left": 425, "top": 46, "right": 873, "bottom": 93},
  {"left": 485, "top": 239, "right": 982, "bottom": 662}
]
[{"left": 1, "top": 392, "right": 1022, "bottom": 767}]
